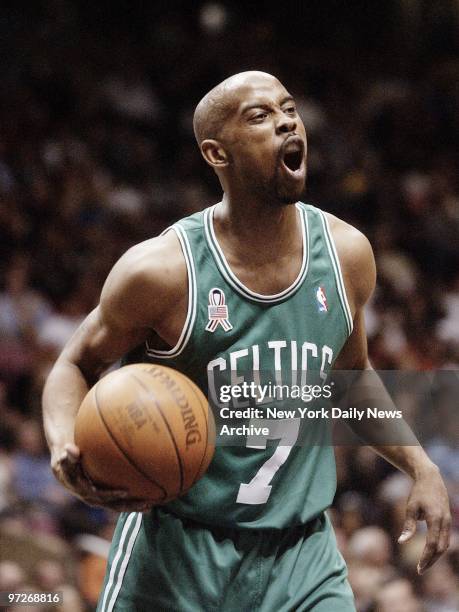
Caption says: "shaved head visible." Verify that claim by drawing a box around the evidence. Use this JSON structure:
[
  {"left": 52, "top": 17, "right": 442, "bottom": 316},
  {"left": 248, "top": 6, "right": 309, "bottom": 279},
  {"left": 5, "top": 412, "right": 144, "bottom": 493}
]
[
  {"left": 193, "top": 71, "right": 280, "bottom": 145},
  {"left": 193, "top": 70, "right": 307, "bottom": 206}
]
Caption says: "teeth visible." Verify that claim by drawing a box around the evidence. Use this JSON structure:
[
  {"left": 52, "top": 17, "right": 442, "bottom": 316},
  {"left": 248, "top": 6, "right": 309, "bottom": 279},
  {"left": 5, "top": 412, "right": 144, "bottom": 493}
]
[
  {"left": 283, "top": 137, "right": 303, "bottom": 154},
  {"left": 284, "top": 143, "right": 301, "bottom": 154}
]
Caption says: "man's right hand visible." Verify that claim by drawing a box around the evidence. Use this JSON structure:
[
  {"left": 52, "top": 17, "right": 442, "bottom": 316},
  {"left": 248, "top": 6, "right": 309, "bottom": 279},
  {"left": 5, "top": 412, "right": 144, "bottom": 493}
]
[{"left": 51, "top": 443, "right": 154, "bottom": 513}]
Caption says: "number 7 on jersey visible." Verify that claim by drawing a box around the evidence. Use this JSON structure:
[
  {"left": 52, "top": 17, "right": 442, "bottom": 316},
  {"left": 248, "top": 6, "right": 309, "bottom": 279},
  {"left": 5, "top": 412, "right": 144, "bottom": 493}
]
[{"left": 236, "top": 418, "right": 301, "bottom": 505}]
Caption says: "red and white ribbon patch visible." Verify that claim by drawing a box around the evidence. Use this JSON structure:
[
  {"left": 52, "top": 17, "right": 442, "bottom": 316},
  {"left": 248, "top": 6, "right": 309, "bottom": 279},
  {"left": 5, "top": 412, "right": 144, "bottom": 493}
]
[{"left": 205, "top": 288, "right": 233, "bottom": 333}]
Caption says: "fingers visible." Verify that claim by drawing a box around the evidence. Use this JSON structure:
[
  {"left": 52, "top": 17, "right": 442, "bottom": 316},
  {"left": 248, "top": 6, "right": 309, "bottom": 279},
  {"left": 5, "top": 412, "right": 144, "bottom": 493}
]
[
  {"left": 56, "top": 447, "right": 81, "bottom": 479},
  {"left": 103, "top": 499, "right": 154, "bottom": 513},
  {"left": 68, "top": 482, "right": 130, "bottom": 509},
  {"left": 86, "top": 484, "right": 128, "bottom": 503},
  {"left": 417, "top": 515, "right": 440, "bottom": 574},
  {"left": 398, "top": 507, "right": 418, "bottom": 544},
  {"left": 70, "top": 469, "right": 129, "bottom": 506},
  {"left": 437, "top": 515, "right": 452, "bottom": 557},
  {"left": 53, "top": 449, "right": 128, "bottom": 505},
  {"left": 418, "top": 513, "right": 452, "bottom": 574},
  {"left": 79, "top": 488, "right": 152, "bottom": 512},
  {"left": 51, "top": 446, "right": 153, "bottom": 512},
  {"left": 57, "top": 453, "right": 86, "bottom": 489},
  {"left": 63, "top": 443, "right": 80, "bottom": 462}
]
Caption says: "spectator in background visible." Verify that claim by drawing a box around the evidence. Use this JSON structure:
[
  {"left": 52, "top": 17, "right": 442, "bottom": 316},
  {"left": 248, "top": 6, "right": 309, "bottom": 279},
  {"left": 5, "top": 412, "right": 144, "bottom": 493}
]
[
  {"left": 11, "top": 420, "right": 68, "bottom": 508},
  {"left": 0, "top": 560, "right": 26, "bottom": 593},
  {"left": 420, "top": 556, "right": 459, "bottom": 612},
  {"left": 347, "top": 564, "right": 386, "bottom": 612},
  {"left": 0, "top": 256, "right": 51, "bottom": 391},
  {"left": 347, "top": 527, "right": 396, "bottom": 581},
  {"left": 373, "top": 578, "right": 422, "bottom": 612},
  {"left": 0, "top": 255, "right": 51, "bottom": 341}
]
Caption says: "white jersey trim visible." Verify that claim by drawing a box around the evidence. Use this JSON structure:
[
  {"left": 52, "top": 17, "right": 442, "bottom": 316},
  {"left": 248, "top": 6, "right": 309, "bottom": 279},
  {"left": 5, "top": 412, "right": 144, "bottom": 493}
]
[
  {"left": 319, "top": 211, "right": 354, "bottom": 336},
  {"left": 204, "top": 202, "right": 309, "bottom": 304},
  {"left": 145, "top": 224, "right": 197, "bottom": 358}
]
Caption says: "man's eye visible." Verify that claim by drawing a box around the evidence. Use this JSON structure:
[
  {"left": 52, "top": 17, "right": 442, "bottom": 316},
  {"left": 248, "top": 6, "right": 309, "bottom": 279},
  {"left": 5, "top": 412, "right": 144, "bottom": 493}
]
[
  {"left": 285, "top": 106, "right": 297, "bottom": 115},
  {"left": 251, "top": 112, "right": 268, "bottom": 122}
]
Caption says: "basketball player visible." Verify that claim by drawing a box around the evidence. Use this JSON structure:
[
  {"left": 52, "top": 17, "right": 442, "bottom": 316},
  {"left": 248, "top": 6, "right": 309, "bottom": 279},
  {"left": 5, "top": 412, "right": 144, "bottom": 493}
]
[{"left": 43, "top": 72, "right": 451, "bottom": 611}]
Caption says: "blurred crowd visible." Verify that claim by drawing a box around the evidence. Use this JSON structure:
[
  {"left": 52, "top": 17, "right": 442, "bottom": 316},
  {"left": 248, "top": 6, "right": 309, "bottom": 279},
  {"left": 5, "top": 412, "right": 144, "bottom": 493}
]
[{"left": 0, "top": 1, "right": 458, "bottom": 610}]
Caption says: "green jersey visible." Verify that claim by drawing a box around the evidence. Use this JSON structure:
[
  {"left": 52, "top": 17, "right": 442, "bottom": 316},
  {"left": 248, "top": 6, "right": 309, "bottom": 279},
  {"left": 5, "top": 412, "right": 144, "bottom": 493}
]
[{"left": 125, "top": 202, "right": 353, "bottom": 530}]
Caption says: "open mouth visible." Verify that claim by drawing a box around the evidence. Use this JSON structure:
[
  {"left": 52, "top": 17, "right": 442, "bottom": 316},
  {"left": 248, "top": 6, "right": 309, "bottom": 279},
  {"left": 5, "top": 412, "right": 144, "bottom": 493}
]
[
  {"left": 283, "top": 149, "right": 303, "bottom": 171},
  {"left": 281, "top": 138, "right": 304, "bottom": 173}
]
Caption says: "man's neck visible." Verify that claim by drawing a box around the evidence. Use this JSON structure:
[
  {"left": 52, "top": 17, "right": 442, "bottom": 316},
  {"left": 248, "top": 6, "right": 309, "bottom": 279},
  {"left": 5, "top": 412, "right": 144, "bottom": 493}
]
[{"left": 213, "top": 193, "right": 301, "bottom": 264}]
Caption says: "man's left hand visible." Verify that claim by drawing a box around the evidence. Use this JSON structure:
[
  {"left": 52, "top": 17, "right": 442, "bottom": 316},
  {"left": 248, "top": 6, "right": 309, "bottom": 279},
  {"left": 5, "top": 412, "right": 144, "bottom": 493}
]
[{"left": 398, "top": 464, "right": 451, "bottom": 574}]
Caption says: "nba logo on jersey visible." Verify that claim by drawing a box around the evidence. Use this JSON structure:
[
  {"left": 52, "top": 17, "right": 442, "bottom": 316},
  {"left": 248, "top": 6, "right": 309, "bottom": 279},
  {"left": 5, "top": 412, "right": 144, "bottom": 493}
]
[
  {"left": 206, "top": 288, "right": 233, "bottom": 332},
  {"left": 316, "top": 286, "right": 328, "bottom": 312}
]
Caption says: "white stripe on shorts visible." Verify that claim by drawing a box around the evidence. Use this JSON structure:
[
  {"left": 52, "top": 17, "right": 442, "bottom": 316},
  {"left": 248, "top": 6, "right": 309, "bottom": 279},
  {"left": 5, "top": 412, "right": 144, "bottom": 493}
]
[{"left": 100, "top": 512, "right": 143, "bottom": 612}]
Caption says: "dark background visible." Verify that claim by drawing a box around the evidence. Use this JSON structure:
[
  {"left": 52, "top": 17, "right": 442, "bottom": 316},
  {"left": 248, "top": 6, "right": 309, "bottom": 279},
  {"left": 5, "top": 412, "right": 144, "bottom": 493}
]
[{"left": 0, "top": 2, "right": 458, "bottom": 610}]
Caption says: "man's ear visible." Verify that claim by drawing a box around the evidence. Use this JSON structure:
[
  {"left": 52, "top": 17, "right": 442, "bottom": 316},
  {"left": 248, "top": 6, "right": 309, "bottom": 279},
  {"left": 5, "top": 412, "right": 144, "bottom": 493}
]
[{"left": 200, "top": 140, "right": 229, "bottom": 169}]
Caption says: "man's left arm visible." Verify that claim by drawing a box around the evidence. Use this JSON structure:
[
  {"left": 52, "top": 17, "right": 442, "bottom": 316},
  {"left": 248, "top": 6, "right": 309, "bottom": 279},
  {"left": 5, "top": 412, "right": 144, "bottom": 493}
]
[{"left": 330, "top": 213, "right": 451, "bottom": 574}]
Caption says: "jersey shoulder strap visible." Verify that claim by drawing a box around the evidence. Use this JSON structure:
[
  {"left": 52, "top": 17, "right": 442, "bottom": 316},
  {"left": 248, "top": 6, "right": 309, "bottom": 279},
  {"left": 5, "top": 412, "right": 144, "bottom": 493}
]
[{"left": 298, "top": 202, "right": 353, "bottom": 336}]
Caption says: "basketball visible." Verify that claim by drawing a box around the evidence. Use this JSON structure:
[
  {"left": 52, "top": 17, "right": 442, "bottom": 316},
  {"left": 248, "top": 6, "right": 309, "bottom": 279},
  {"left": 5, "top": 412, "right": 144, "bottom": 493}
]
[{"left": 74, "top": 363, "right": 215, "bottom": 504}]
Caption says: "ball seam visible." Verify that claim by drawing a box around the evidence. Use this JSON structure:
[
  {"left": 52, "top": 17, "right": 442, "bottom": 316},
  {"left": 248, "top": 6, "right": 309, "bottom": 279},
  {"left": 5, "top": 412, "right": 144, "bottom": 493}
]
[{"left": 94, "top": 379, "right": 168, "bottom": 502}]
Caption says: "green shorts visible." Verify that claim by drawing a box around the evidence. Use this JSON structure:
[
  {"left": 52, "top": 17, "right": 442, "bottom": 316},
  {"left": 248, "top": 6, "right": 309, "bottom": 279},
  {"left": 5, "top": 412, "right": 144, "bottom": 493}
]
[{"left": 97, "top": 509, "right": 355, "bottom": 612}]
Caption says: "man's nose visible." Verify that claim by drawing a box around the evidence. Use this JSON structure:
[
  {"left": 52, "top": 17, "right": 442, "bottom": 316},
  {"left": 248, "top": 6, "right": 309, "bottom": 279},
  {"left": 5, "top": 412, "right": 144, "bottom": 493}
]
[{"left": 276, "top": 114, "right": 297, "bottom": 134}]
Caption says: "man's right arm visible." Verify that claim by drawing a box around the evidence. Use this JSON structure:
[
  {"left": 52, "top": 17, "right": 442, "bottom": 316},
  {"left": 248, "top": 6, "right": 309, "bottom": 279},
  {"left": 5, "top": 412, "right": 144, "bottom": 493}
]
[{"left": 42, "top": 233, "right": 185, "bottom": 510}]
